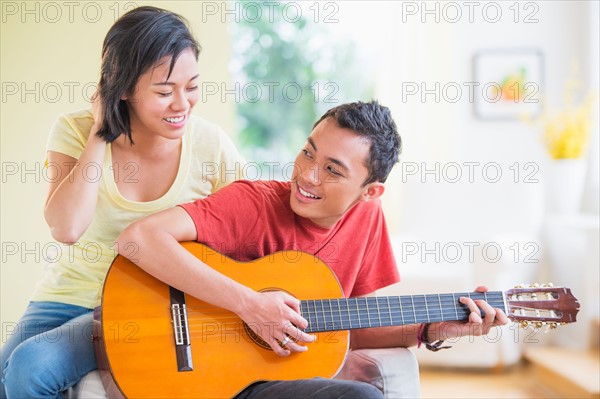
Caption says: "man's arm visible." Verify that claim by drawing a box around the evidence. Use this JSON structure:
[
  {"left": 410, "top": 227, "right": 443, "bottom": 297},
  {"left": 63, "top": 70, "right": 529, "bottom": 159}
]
[
  {"left": 349, "top": 286, "right": 509, "bottom": 350},
  {"left": 115, "top": 206, "right": 315, "bottom": 356}
]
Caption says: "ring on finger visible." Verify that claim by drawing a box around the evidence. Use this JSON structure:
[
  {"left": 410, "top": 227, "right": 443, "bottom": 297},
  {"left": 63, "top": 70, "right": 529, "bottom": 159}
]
[{"left": 281, "top": 335, "right": 291, "bottom": 346}]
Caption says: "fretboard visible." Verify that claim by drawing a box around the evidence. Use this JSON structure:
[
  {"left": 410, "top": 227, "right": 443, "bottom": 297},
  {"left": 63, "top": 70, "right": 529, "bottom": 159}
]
[{"left": 299, "top": 292, "right": 506, "bottom": 333}]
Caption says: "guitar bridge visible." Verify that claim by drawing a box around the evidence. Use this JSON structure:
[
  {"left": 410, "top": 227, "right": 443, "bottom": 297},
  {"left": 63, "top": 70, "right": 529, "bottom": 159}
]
[{"left": 170, "top": 287, "right": 193, "bottom": 372}]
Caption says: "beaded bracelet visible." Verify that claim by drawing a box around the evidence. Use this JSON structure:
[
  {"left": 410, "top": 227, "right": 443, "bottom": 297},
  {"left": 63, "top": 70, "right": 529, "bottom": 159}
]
[{"left": 418, "top": 323, "right": 452, "bottom": 352}]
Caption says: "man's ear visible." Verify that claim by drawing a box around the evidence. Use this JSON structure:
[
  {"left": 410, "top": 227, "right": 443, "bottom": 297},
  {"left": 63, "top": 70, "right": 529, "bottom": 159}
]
[{"left": 362, "top": 182, "right": 385, "bottom": 201}]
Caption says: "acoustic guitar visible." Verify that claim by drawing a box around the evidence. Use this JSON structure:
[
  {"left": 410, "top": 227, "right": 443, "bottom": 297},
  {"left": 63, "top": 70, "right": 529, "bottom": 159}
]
[{"left": 93, "top": 242, "right": 580, "bottom": 398}]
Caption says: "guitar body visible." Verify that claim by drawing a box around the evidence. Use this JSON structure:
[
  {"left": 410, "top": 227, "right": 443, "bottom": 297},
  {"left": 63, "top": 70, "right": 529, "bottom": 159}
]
[{"left": 94, "top": 242, "right": 349, "bottom": 398}]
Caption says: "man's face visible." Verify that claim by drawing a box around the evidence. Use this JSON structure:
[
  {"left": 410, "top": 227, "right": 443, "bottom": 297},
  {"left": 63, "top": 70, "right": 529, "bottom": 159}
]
[{"left": 290, "top": 117, "right": 383, "bottom": 228}]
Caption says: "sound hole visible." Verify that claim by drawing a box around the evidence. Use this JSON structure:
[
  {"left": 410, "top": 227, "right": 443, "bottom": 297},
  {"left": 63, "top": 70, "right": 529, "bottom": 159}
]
[{"left": 243, "top": 322, "right": 272, "bottom": 351}]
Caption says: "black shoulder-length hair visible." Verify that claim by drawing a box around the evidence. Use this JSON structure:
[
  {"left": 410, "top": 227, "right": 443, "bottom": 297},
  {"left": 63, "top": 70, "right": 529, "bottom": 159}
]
[{"left": 96, "top": 6, "right": 201, "bottom": 143}]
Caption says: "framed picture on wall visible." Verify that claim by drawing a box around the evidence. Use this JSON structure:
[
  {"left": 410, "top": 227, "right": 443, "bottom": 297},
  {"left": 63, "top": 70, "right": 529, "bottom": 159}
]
[{"left": 473, "top": 49, "right": 544, "bottom": 120}]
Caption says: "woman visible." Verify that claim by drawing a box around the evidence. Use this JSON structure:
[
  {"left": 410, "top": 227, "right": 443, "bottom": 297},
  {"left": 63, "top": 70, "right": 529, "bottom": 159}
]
[{"left": 0, "top": 6, "right": 244, "bottom": 397}]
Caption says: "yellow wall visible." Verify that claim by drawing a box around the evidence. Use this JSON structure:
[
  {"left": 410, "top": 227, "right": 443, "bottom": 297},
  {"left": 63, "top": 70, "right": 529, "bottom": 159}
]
[{"left": 0, "top": 1, "right": 236, "bottom": 342}]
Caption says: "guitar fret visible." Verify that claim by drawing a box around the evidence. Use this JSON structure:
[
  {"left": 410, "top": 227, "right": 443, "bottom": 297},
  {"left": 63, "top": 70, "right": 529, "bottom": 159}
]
[
  {"left": 315, "top": 300, "right": 322, "bottom": 332},
  {"left": 377, "top": 298, "right": 389, "bottom": 326},
  {"left": 345, "top": 298, "right": 352, "bottom": 329},
  {"left": 323, "top": 300, "right": 329, "bottom": 330},
  {"left": 424, "top": 295, "right": 430, "bottom": 323},
  {"left": 336, "top": 299, "right": 346, "bottom": 329},
  {"left": 452, "top": 293, "right": 459, "bottom": 320},
  {"left": 399, "top": 296, "right": 411, "bottom": 324},
  {"left": 304, "top": 300, "right": 311, "bottom": 332},
  {"left": 308, "top": 301, "right": 314, "bottom": 332},
  {"left": 397, "top": 297, "right": 405, "bottom": 325},
  {"left": 327, "top": 300, "right": 333, "bottom": 330},
  {"left": 360, "top": 298, "right": 369, "bottom": 328},
  {"left": 334, "top": 299, "right": 341, "bottom": 330},
  {"left": 410, "top": 296, "right": 417, "bottom": 324}
]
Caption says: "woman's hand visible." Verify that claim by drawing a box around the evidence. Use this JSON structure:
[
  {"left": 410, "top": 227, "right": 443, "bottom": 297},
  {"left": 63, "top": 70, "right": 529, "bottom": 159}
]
[{"left": 90, "top": 89, "right": 105, "bottom": 135}]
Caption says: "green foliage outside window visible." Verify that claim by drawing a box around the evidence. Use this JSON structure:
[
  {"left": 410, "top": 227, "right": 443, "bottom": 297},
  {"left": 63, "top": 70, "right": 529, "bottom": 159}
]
[{"left": 229, "top": 1, "right": 375, "bottom": 179}]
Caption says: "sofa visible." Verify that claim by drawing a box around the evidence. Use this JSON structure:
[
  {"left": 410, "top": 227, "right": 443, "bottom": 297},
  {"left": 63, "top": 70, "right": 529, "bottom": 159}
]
[{"left": 67, "top": 347, "right": 420, "bottom": 398}]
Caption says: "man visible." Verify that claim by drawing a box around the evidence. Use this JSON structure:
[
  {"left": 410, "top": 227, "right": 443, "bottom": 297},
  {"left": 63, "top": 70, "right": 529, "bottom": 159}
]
[{"left": 117, "top": 101, "right": 508, "bottom": 398}]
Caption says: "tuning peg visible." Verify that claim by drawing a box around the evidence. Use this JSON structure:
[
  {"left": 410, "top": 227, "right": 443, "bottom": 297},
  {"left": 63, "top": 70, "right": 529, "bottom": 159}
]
[
  {"left": 541, "top": 283, "right": 554, "bottom": 288},
  {"left": 520, "top": 321, "right": 530, "bottom": 328},
  {"left": 534, "top": 322, "right": 544, "bottom": 329},
  {"left": 533, "top": 283, "right": 540, "bottom": 288},
  {"left": 550, "top": 323, "right": 559, "bottom": 329}
]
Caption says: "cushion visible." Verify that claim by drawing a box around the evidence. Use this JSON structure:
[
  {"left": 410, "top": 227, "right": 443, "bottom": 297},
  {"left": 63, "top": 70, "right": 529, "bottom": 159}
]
[{"left": 335, "top": 348, "right": 421, "bottom": 398}]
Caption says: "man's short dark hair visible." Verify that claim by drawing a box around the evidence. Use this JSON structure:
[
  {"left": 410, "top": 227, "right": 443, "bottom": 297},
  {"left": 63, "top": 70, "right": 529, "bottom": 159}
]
[{"left": 314, "top": 101, "right": 402, "bottom": 185}]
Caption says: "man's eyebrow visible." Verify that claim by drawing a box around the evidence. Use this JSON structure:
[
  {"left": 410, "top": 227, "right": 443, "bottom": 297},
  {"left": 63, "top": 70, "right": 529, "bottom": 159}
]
[
  {"left": 328, "top": 157, "right": 349, "bottom": 171},
  {"left": 307, "top": 137, "right": 349, "bottom": 171},
  {"left": 152, "top": 74, "right": 200, "bottom": 86}
]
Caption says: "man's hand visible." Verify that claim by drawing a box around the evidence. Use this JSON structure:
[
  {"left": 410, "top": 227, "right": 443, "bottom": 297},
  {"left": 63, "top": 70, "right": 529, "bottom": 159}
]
[
  {"left": 432, "top": 286, "right": 510, "bottom": 340},
  {"left": 238, "top": 291, "right": 316, "bottom": 356}
]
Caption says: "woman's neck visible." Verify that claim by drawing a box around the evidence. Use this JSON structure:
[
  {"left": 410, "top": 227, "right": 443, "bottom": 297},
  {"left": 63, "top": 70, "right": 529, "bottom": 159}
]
[{"left": 113, "top": 131, "right": 181, "bottom": 158}]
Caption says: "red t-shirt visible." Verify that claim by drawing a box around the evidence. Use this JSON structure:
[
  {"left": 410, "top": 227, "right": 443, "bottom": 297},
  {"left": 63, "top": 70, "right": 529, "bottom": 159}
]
[{"left": 179, "top": 180, "right": 399, "bottom": 297}]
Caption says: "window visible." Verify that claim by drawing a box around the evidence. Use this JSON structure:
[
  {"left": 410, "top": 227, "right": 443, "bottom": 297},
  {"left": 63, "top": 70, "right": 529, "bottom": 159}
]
[{"left": 228, "top": 1, "right": 376, "bottom": 180}]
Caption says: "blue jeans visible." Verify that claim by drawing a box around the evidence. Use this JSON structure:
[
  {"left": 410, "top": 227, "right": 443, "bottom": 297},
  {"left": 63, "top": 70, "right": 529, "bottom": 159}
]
[{"left": 0, "top": 301, "right": 96, "bottom": 399}]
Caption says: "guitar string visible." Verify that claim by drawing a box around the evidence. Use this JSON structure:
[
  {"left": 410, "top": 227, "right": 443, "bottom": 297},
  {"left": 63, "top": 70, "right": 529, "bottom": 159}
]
[
  {"left": 184, "top": 305, "right": 507, "bottom": 322},
  {"left": 183, "top": 294, "right": 506, "bottom": 312},
  {"left": 181, "top": 294, "right": 509, "bottom": 329},
  {"left": 183, "top": 304, "right": 556, "bottom": 341},
  {"left": 183, "top": 302, "right": 508, "bottom": 326},
  {"left": 183, "top": 308, "right": 481, "bottom": 325},
  {"left": 184, "top": 298, "right": 507, "bottom": 316},
  {"left": 179, "top": 304, "right": 552, "bottom": 333},
  {"left": 183, "top": 304, "right": 550, "bottom": 330},
  {"left": 184, "top": 299, "right": 507, "bottom": 316}
]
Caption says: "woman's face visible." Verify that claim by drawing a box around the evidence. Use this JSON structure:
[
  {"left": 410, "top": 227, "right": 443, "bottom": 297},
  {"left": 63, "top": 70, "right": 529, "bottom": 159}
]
[{"left": 126, "top": 47, "right": 200, "bottom": 141}]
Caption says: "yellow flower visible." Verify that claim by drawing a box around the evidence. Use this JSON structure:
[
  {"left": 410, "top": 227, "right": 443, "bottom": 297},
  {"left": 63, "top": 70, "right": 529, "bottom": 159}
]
[
  {"left": 544, "top": 101, "right": 593, "bottom": 159},
  {"left": 541, "top": 70, "right": 595, "bottom": 159}
]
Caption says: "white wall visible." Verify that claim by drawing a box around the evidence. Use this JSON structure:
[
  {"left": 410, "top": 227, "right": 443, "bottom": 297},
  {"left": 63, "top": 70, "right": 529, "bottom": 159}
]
[
  {"left": 373, "top": 0, "right": 599, "bottom": 363},
  {"left": 377, "top": 1, "right": 596, "bottom": 240}
]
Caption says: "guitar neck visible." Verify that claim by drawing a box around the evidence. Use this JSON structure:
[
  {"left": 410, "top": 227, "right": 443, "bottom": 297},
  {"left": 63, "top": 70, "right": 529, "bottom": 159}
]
[{"left": 300, "top": 291, "right": 506, "bottom": 333}]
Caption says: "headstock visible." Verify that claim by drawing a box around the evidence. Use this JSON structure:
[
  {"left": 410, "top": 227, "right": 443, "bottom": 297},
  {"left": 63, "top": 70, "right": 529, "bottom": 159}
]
[{"left": 505, "top": 284, "right": 580, "bottom": 329}]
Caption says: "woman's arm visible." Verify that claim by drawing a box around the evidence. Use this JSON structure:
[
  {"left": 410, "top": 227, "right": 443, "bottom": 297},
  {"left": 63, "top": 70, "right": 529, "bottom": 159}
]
[
  {"left": 44, "top": 125, "right": 106, "bottom": 244},
  {"left": 44, "top": 95, "right": 107, "bottom": 244}
]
